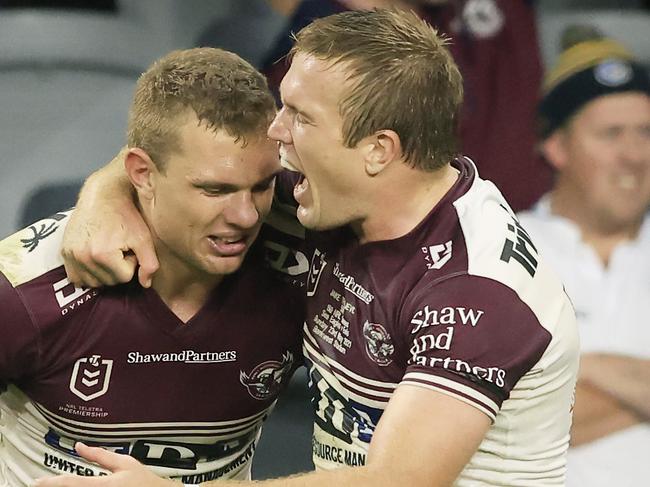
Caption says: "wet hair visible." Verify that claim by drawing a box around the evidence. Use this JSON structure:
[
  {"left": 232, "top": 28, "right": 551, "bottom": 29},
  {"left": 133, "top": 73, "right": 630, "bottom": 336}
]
[
  {"left": 291, "top": 8, "right": 463, "bottom": 171},
  {"left": 127, "top": 48, "right": 276, "bottom": 171}
]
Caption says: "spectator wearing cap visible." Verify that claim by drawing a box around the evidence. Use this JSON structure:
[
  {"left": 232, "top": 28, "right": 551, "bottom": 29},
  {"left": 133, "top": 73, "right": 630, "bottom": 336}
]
[{"left": 517, "top": 26, "right": 650, "bottom": 487}]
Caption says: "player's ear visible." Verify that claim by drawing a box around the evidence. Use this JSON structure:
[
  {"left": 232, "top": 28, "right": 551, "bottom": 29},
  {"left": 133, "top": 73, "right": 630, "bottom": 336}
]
[
  {"left": 362, "top": 130, "right": 402, "bottom": 176},
  {"left": 125, "top": 148, "right": 157, "bottom": 199},
  {"left": 540, "top": 130, "right": 570, "bottom": 171}
]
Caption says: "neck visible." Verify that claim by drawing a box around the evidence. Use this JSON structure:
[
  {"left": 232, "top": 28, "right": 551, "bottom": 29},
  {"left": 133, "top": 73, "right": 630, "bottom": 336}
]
[
  {"left": 549, "top": 188, "right": 643, "bottom": 266},
  {"left": 352, "top": 163, "right": 459, "bottom": 244},
  {"left": 151, "top": 241, "right": 223, "bottom": 323}
]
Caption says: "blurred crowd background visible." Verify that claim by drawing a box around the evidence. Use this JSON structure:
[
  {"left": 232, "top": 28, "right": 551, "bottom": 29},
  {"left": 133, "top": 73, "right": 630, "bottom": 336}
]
[{"left": 0, "top": 0, "right": 648, "bottom": 237}]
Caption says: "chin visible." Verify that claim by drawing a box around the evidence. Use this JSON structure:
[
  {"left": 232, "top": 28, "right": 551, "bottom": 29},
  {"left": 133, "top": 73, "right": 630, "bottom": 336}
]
[{"left": 204, "top": 255, "right": 247, "bottom": 276}]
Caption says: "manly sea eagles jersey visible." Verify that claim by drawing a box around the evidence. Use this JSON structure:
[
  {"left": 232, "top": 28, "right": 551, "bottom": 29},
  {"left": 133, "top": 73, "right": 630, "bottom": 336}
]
[
  {"left": 0, "top": 212, "right": 305, "bottom": 486},
  {"left": 297, "top": 158, "right": 579, "bottom": 486}
]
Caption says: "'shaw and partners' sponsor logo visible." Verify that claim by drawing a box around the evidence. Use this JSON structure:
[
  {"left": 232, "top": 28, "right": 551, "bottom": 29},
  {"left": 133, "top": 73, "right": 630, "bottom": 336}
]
[
  {"left": 127, "top": 350, "right": 237, "bottom": 364},
  {"left": 410, "top": 305, "right": 484, "bottom": 334},
  {"left": 240, "top": 352, "right": 294, "bottom": 400},
  {"left": 408, "top": 305, "right": 506, "bottom": 387},
  {"left": 69, "top": 355, "right": 113, "bottom": 402}
]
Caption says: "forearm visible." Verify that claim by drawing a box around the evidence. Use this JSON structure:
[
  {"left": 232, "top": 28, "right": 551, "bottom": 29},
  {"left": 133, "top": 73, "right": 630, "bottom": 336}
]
[
  {"left": 571, "top": 381, "right": 643, "bottom": 446},
  {"left": 62, "top": 146, "right": 158, "bottom": 288},
  {"left": 76, "top": 146, "right": 134, "bottom": 207},
  {"left": 579, "top": 353, "right": 650, "bottom": 420}
]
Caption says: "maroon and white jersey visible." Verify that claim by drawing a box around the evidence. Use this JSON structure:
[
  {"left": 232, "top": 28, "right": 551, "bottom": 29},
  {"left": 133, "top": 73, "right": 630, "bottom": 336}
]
[
  {"left": 301, "top": 158, "right": 579, "bottom": 485},
  {"left": 0, "top": 212, "right": 304, "bottom": 485}
]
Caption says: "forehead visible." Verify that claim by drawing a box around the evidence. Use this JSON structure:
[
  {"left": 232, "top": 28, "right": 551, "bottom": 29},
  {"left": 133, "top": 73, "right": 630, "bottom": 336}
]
[
  {"left": 171, "top": 120, "right": 279, "bottom": 181},
  {"left": 281, "top": 53, "right": 350, "bottom": 113},
  {"left": 578, "top": 92, "right": 650, "bottom": 126}
]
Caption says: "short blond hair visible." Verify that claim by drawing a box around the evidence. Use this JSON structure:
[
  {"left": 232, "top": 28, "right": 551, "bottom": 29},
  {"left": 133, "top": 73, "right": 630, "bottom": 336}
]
[
  {"left": 128, "top": 48, "right": 276, "bottom": 170},
  {"left": 291, "top": 8, "right": 463, "bottom": 171}
]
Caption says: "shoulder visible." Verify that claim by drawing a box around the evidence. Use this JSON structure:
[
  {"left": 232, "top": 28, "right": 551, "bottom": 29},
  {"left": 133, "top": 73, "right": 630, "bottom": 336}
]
[
  {"left": 0, "top": 211, "right": 71, "bottom": 287},
  {"left": 401, "top": 272, "right": 577, "bottom": 419},
  {"left": 0, "top": 213, "right": 101, "bottom": 378},
  {"left": 450, "top": 180, "right": 573, "bottom": 337}
]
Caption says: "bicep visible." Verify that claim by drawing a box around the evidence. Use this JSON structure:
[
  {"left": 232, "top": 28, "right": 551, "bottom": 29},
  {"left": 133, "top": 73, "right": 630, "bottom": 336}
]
[{"left": 367, "top": 384, "right": 491, "bottom": 487}]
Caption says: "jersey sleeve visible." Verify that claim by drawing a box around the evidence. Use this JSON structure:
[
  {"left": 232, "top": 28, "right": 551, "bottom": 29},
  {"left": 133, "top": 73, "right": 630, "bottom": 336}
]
[
  {"left": 0, "top": 271, "right": 41, "bottom": 384},
  {"left": 399, "top": 274, "right": 552, "bottom": 421}
]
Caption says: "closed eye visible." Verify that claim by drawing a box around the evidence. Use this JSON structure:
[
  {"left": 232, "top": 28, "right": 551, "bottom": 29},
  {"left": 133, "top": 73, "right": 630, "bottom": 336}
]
[
  {"left": 194, "top": 184, "right": 237, "bottom": 196},
  {"left": 252, "top": 175, "right": 277, "bottom": 193}
]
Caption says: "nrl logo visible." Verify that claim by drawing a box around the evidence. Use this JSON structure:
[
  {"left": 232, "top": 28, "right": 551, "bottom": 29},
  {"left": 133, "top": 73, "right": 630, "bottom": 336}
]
[
  {"left": 363, "top": 321, "right": 395, "bottom": 367},
  {"left": 69, "top": 355, "right": 113, "bottom": 402},
  {"left": 306, "top": 249, "right": 327, "bottom": 297},
  {"left": 240, "top": 352, "right": 294, "bottom": 400}
]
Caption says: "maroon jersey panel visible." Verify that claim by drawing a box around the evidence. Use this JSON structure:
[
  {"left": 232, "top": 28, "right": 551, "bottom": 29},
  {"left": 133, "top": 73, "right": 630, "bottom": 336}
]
[
  {"left": 404, "top": 274, "right": 552, "bottom": 412},
  {"left": 0, "top": 272, "right": 41, "bottom": 383},
  {"left": 0, "top": 217, "right": 306, "bottom": 483}
]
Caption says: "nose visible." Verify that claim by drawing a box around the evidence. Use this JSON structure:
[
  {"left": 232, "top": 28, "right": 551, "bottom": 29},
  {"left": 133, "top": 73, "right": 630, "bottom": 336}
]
[
  {"left": 267, "top": 107, "right": 292, "bottom": 145},
  {"left": 223, "top": 191, "right": 260, "bottom": 229}
]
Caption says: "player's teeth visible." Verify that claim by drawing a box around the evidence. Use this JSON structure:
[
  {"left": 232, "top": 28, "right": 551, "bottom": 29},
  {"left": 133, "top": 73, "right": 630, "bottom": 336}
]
[{"left": 281, "top": 157, "right": 300, "bottom": 172}]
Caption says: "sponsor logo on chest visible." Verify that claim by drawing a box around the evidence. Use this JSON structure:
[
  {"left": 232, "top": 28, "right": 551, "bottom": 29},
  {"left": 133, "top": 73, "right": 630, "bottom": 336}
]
[
  {"left": 53, "top": 277, "right": 98, "bottom": 315},
  {"left": 127, "top": 349, "right": 237, "bottom": 364},
  {"left": 332, "top": 263, "right": 374, "bottom": 304}
]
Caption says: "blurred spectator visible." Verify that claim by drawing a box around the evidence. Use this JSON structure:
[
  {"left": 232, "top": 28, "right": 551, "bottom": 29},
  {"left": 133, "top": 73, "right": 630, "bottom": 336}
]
[
  {"left": 262, "top": 0, "right": 550, "bottom": 211},
  {"left": 517, "top": 26, "right": 650, "bottom": 487}
]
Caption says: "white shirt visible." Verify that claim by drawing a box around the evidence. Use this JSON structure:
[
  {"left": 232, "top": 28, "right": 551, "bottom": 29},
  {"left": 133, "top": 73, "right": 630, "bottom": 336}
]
[{"left": 518, "top": 196, "right": 650, "bottom": 486}]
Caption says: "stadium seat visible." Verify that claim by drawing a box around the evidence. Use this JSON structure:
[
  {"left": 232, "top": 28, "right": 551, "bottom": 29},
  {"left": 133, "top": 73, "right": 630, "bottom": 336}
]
[{"left": 537, "top": 9, "right": 650, "bottom": 69}]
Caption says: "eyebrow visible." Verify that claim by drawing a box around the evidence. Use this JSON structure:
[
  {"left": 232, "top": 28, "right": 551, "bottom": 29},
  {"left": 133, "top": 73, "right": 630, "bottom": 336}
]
[
  {"left": 191, "top": 170, "right": 283, "bottom": 192},
  {"left": 282, "top": 100, "right": 315, "bottom": 123}
]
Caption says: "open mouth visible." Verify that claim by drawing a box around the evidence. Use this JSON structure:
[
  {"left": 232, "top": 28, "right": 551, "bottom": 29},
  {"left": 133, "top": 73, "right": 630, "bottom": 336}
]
[
  {"left": 208, "top": 236, "right": 248, "bottom": 256},
  {"left": 280, "top": 154, "right": 301, "bottom": 173},
  {"left": 279, "top": 154, "right": 310, "bottom": 204}
]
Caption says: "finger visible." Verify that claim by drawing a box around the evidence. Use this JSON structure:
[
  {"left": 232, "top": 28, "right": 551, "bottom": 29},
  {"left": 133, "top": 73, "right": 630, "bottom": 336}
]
[
  {"left": 68, "top": 258, "right": 113, "bottom": 288},
  {"left": 129, "top": 239, "right": 159, "bottom": 289},
  {"left": 62, "top": 259, "right": 84, "bottom": 288},
  {"left": 92, "top": 252, "right": 137, "bottom": 285},
  {"left": 61, "top": 245, "right": 117, "bottom": 287},
  {"left": 75, "top": 443, "right": 133, "bottom": 472}
]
